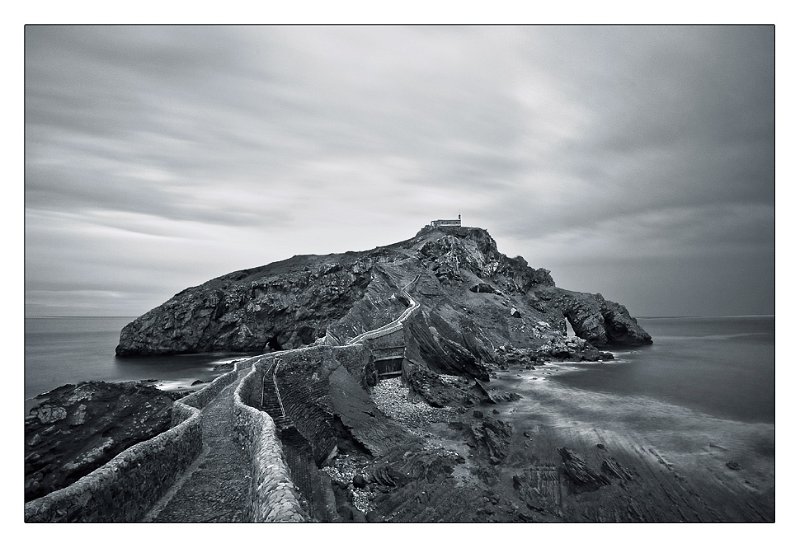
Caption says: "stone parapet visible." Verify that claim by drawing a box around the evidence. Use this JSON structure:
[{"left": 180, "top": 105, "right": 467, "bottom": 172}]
[
  {"left": 233, "top": 360, "right": 306, "bottom": 522},
  {"left": 24, "top": 361, "right": 245, "bottom": 522}
]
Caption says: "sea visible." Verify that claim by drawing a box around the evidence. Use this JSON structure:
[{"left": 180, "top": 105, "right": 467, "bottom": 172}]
[
  {"left": 24, "top": 316, "right": 252, "bottom": 406},
  {"left": 491, "top": 314, "right": 775, "bottom": 505},
  {"left": 558, "top": 315, "right": 775, "bottom": 424},
  {"left": 25, "top": 314, "right": 775, "bottom": 440}
]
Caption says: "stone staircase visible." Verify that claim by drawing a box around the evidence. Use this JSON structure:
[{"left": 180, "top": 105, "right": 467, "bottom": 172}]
[{"left": 260, "top": 360, "right": 292, "bottom": 431}]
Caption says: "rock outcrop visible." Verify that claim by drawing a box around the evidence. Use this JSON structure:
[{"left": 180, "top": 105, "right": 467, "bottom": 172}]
[
  {"left": 25, "top": 381, "right": 179, "bottom": 501},
  {"left": 536, "top": 288, "right": 652, "bottom": 347},
  {"left": 558, "top": 447, "right": 611, "bottom": 492}
]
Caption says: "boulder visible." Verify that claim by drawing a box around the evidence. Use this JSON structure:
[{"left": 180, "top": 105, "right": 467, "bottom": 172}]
[{"left": 470, "top": 282, "right": 499, "bottom": 294}]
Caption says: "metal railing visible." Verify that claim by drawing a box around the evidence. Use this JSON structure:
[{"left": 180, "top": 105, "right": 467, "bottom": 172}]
[{"left": 261, "top": 359, "right": 286, "bottom": 419}]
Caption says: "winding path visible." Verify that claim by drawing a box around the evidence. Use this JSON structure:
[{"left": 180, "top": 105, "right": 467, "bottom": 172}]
[
  {"left": 145, "top": 372, "right": 251, "bottom": 522},
  {"left": 347, "top": 275, "right": 421, "bottom": 344},
  {"left": 145, "top": 277, "right": 421, "bottom": 522}
]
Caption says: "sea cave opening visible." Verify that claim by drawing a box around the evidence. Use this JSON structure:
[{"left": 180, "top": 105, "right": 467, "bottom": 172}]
[{"left": 267, "top": 335, "right": 284, "bottom": 351}]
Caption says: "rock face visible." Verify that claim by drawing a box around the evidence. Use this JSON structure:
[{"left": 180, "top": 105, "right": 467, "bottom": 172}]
[
  {"left": 117, "top": 225, "right": 651, "bottom": 368},
  {"left": 537, "top": 288, "right": 652, "bottom": 347},
  {"left": 116, "top": 255, "right": 374, "bottom": 355},
  {"left": 25, "top": 381, "right": 179, "bottom": 501}
]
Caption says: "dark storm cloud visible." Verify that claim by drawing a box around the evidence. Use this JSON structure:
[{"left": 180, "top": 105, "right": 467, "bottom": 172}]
[{"left": 25, "top": 25, "right": 774, "bottom": 317}]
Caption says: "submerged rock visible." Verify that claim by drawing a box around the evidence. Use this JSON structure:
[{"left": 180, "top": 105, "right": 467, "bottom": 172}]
[
  {"left": 558, "top": 447, "right": 611, "bottom": 492},
  {"left": 602, "top": 457, "right": 635, "bottom": 481}
]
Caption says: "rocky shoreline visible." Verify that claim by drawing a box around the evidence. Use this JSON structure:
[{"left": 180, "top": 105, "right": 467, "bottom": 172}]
[
  {"left": 312, "top": 355, "right": 772, "bottom": 522},
  {"left": 24, "top": 373, "right": 238, "bottom": 502}
]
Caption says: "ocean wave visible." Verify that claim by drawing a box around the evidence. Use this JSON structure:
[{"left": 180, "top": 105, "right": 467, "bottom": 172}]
[{"left": 498, "top": 375, "right": 774, "bottom": 459}]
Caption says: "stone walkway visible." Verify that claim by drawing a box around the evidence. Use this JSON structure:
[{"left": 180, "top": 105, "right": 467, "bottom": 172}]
[{"left": 145, "top": 377, "right": 251, "bottom": 522}]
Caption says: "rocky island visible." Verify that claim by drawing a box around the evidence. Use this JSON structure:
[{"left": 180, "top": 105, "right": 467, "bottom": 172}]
[
  {"left": 27, "top": 224, "right": 771, "bottom": 523},
  {"left": 116, "top": 225, "right": 650, "bottom": 360}
]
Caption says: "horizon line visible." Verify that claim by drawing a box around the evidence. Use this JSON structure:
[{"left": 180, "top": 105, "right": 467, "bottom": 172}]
[{"left": 26, "top": 313, "right": 776, "bottom": 320}]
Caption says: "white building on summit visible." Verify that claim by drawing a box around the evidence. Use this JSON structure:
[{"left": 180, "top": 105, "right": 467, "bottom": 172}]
[{"left": 429, "top": 215, "right": 461, "bottom": 228}]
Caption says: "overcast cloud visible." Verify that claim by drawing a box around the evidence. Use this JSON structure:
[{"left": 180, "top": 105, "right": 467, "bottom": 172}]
[{"left": 25, "top": 25, "right": 774, "bottom": 317}]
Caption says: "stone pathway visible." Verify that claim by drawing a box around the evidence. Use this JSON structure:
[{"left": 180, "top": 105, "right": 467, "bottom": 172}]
[{"left": 145, "top": 377, "right": 251, "bottom": 522}]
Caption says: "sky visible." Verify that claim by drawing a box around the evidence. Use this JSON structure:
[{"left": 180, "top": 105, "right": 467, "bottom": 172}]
[{"left": 24, "top": 25, "right": 774, "bottom": 318}]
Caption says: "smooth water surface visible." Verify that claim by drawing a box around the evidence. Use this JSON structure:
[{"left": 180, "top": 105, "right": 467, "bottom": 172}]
[
  {"left": 555, "top": 316, "right": 775, "bottom": 423},
  {"left": 25, "top": 317, "right": 250, "bottom": 400}
]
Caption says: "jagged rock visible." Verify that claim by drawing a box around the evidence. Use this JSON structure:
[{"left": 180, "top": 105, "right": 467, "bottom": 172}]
[
  {"left": 539, "top": 288, "right": 652, "bottom": 347},
  {"left": 512, "top": 470, "right": 558, "bottom": 513},
  {"left": 558, "top": 447, "right": 610, "bottom": 491},
  {"left": 470, "top": 282, "right": 499, "bottom": 294},
  {"left": 470, "top": 380, "right": 497, "bottom": 405},
  {"left": 404, "top": 311, "right": 490, "bottom": 381},
  {"left": 535, "top": 336, "right": 615, "bottom": 362},
  {"left": 403, "top": 359, "right": 473, "bottom": 408},
  {"left": 468, "top": 418, "right": 513, "bottom": 465},
  {"left": 510, "top": 307, "right": 521, "bottom": 318}
]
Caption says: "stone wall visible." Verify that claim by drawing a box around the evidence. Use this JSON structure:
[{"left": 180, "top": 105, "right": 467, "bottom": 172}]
[
  {"left": 233, "top": 360, "right": 306, "bottom": 522},
  {"left": 24, "top": 363, "right": 244, "bottom": 523}
]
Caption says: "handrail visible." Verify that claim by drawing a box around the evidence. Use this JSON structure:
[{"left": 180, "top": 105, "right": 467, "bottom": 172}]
[
  {"left": 273, "top": 359, "right": 286, "bottom": 418},
  {"left": 260, "top": 370, "right": 266, "bottom": 409}
]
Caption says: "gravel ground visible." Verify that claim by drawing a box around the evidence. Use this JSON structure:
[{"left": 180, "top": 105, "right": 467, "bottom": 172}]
[{"left": 370, "top": 377, "right": 458, "bottom": 430}]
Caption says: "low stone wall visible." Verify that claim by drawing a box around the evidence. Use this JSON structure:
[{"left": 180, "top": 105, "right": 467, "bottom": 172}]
[
  {"left": 233, "top": 360, "right": 305, "bottom": 522},
  {"left": 24, "top": 363, "right": 244, "bottom": 523}
]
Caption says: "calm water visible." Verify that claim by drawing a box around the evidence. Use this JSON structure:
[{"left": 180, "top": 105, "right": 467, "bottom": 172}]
[
  {"left": 26, "top": 315, "right": 775, "bottom": 426},
  {"left": 488, "top": 315, "right": 775, "bottom": 500},
  {"left": 25, "top": 317, "right": 251, "bottom": 401},
  {"left": 555, "top": 316, "right": 775, "bottom": 423}
]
